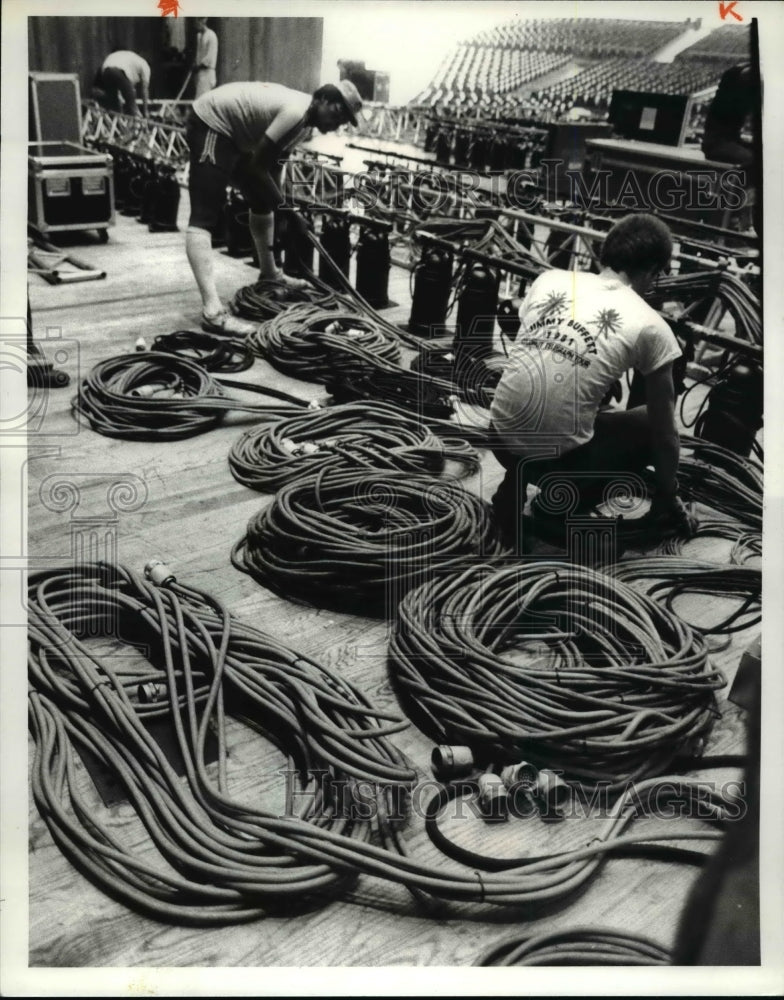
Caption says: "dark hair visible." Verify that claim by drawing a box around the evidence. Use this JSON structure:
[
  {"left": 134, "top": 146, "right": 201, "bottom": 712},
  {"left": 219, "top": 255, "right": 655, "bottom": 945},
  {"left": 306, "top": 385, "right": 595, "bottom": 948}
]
[
  {"left": 312, "top": 83, "right": 344, "bottom": 105},
  {"left": 600, "top": 213, "right": 673, "bottom": 274}
]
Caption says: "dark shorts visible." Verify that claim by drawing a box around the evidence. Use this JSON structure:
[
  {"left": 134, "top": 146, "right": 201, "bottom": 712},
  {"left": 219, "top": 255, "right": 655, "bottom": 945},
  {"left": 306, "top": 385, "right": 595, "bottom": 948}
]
[
  {"left": 99, "top": 66, "right": 137, "bottom": 114},
  {"left": 491, "top": 405, "right": 654, "bottom": 519},
  {"left": 185, "top": 112, "right": 283, "bottom": 230}
]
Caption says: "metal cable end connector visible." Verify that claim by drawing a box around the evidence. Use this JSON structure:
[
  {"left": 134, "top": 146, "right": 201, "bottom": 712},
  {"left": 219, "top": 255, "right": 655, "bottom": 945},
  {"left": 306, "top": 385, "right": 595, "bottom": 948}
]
[
  {"left": 535, "top": 768, "right": 571, "bottom": 821},
  {"left": 477, "top": 772, "right": 509, "bottom": 823},
  {"left": 431, "top": 744, "right": 474, "bottom": 780},
  {"left": 144, "top": 559, "right": 176, "bottom": 587}
]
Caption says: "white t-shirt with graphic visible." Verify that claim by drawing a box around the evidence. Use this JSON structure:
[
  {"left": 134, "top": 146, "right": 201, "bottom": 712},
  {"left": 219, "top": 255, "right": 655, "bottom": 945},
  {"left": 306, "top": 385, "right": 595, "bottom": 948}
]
[
  {"left": 193, "top": 82, "right": 312, "bottom": 154},
  {"left": 490, "top": 268, "right": 681, "bottom": 458}
]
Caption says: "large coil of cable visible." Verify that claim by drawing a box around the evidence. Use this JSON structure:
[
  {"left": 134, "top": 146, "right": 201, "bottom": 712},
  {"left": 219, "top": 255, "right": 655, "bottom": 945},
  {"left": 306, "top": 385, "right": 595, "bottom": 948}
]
[
  {"left": 28, "top": 562, "right": 413, "bottom": 923},
  {"left": 657, "top": 519, "right": 761, "bottom": 565},
  {"left": 676, "top": 436, "right": 762, "bottom": 530},
  {"left": 476, "top": 928, "right": 672, "bottom": 966},
  {"left": 28, "top": 561, "right": 738, "bottom": 919},
  {"left": 231, "top": 469, "right": 507, "bottom": 615},
  {"left": 229, "top": 278, "right": 333, "bottom": 322},
  {"left": 150, "top": 330, "right": 254, "bottom": 373},
  {"left": 72, "top": 353, "right": 308, "bottom": 440},
  {"left": 246, "top": 305, "right": 402, "bottom": 383},
  {"left": 389, "top": 560, "right": 726, "bottom": 789},
  {"left": 227, "top": 400, "right": 480, "bottom": 493},
  {"left": 602, "top": 556, "right": 761, "bottom": 637}
]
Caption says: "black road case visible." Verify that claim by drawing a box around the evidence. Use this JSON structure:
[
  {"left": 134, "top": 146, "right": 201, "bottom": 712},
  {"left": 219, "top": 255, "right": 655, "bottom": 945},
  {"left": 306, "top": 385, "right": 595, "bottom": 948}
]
[{"left": 28, "top": 141, "right": 115, "bottom": 239}]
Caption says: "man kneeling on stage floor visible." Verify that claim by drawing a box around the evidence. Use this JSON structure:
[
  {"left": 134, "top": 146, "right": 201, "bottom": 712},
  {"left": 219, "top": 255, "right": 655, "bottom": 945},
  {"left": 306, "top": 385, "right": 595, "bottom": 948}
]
[{"left": 489, "top": 212, "right": 698, "bottom": 551}]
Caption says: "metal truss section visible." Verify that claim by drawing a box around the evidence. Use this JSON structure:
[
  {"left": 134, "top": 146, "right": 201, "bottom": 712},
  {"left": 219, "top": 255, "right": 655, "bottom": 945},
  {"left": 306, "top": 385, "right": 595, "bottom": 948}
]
[
  {"left": 148, "top": 99, "right": 193, "bottom": 126},
  {"left": 81, "top": 103, "right": 189, "bottom": 164},
  {"left": 353, "top": 103, "right": 430, "bottom": 145},
  {"left": 283, "top": 152, "right": 349, "bottom": 208}
]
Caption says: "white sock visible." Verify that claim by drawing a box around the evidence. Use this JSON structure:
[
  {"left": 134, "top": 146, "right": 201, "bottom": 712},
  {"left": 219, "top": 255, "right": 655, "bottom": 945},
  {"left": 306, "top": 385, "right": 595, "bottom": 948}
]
[
  {"left": 249, "top": 211, "right": 278, "bottom": 278},
  {"left": 185, "top": 227, "right": 222, "bottom": 316}
]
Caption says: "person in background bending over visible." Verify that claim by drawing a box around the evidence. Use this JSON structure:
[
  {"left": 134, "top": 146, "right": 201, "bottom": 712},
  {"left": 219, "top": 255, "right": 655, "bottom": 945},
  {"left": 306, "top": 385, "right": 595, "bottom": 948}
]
[
  {"left": 184, "top": 78, "right": 362, "bottom": 336},
  {"left": 193, "top": 18, "right": 218, "bottom": 97},
  {"left": 489, "top": 212, "right": 697, "bottom": 549},
  {"left": 96, "top": 49, "right": 151, "bottom": 117}
]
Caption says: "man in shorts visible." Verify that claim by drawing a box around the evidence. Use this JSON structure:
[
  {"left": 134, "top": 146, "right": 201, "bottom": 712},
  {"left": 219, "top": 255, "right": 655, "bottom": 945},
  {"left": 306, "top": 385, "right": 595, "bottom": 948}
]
[
  {"left": 184, "top": 79, "right": 362, "bottom": 336},
  {"left": 489, "top": 213, "right": 697, "bottom": 548}
]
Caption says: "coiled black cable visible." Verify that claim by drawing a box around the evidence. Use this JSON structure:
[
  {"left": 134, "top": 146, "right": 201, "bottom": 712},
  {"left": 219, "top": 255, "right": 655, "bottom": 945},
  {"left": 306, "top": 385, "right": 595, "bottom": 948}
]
[
  {"left": 150, "top": 330, "right": 254, "bottom": 373},
  {"left": 246, "top": 304, "right": 402, "bottom": 382},
  {"left": 28, "top": 564, "right": 735, "bottom": 923},
  {"left": 231, "top": 468, "right": 507, "bottom": 616},
  {"left": 476, "top": 927, "right": 672, "bottom": 966},
  {"left": 389, "top": 560, "right": 726, "bottom": 790},
  {"left": 71, "top": 353, "right": 310, "bottom": 440},
  {"left": 244, "top": 299, "right": 493, "bottom": 423},
  {"left": 229, "top": 278, "right": 334, "bottom": 322},
  {"left": 28, "top": 562, "right": 413, "bottom": 923},
  {"left": 602, "top": 556, "right": 761, "bottom": 637},
  {"left": 676, "top": 436, "right": 763, "bottom": 530},
  {"left": 227, "top": 400, "right": 480, "bottom": 493},
  {"left": 657, "top": 520, "right": 761, "bottom": 565},
  {"left": 647, "top": 269, "right": 761, "bottom": 345}
]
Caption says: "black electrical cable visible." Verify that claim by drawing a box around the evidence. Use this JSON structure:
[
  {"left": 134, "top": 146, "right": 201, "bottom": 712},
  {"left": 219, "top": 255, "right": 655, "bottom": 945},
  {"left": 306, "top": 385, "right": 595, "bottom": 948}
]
[
  {"left": 389, "top": 560, "right": 726, "bottom": 790},
  {"left": 28, "top": 562, "right": 412, "bottom": 924},
  {"left": 647, "top": 269, "right": 761, "bottom": 345},
  {"left": 71, "top": 353, "right": 310, "bottom": 440},
  {"left": 677, "top": 353, "right": 738, "bottom": 429},
  {"left": 602, "top": 557, "right": 761, "bottom": 637},
  {"left": 150, "top": 330, "right": 254, "bottom": 373},
  {"left": 410, "top": 340, "right": 506, "bottom": 408},
  {"left": 246, "top": 304, "right": 402, "bottom": 382},
  {"left": 245, "top": 301, "right": 482, "bottom": 422},
  {"left": 229, "top": 278, "right": 334, "bottom": 322},
  {"left": 476, "top": 927, "right": 672, "bottom": 966},
  {"left": 28, "top": 563, "right": 735, "bottom": 923},
  {"left": 675, "top": 436, "right": 763, "bottom": 530},
  {"left": 227, "top": 400, "right": 480, "bottom": 493},
  {"left": 424, "top": 780, "right": 720, "bottom": 873},
  {"left": 231, "top": 468, "right": 507, "bottom": 616},
  {"left": 657, "top": 520, "right": 761, "bottom": 565}
]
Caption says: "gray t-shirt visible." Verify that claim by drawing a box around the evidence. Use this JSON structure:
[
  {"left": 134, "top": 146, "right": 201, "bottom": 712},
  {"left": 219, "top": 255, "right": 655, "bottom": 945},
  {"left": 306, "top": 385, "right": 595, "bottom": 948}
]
[
  {"left": 193, "top": 81, "right": 312, "bottom": 153},
  {"left": 491, "top": 268, "right": 682, "bottom": 457}
]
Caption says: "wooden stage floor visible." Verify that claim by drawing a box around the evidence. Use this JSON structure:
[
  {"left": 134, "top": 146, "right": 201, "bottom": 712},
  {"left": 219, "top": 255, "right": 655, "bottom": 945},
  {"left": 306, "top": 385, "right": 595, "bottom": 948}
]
[{"left": 23, "top": 187, "right": 758, "bottom": 975}]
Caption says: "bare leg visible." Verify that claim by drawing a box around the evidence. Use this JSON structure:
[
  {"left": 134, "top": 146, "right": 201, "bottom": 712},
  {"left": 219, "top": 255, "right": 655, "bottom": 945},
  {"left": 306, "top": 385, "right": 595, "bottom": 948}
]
[
  {"left": 249, "top": 210, "right": 310, "bottom": 289},
  {"left": 248, "top": 211, "right": 277, "bottom": 278},
  {"left": 185, "top": 226, "right": 223, "bottom": 316}
]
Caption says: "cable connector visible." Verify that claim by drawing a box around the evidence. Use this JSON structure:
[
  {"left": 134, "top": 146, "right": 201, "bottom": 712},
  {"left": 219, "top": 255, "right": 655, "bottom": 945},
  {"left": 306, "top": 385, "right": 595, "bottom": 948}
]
[
  {"left": 500, "top": 760, "right": 538, "bottom": 792},
  {"left": 477, "top": 773, "right": 508, "bottom": 823},
  {"left": 431, "top": 744, "right": 474, "bottom": 780},
  {"left": 500, "top": 760, "right": 539, "bottom": 816},
  {"left": 534, "top": 768, "right": 571, "bottom": 821},
  {"left": 144, "top": 559, "right": 176, "bottom": 587},
  {"left": 138, "top": 681, "right": 167, "bottom": 703}
]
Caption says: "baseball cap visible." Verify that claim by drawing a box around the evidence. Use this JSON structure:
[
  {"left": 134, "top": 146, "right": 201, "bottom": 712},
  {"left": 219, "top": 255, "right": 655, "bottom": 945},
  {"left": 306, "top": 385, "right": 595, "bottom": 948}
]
[{"left": 335, "top": 79, "right": 363, "bottom": 126}]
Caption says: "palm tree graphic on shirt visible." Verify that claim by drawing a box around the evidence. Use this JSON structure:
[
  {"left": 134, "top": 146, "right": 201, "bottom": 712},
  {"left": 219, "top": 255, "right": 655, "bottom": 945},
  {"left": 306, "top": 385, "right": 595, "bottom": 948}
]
[
  {"left": 592, "top": 307, "right": 622, "bottom": 339},
  {"left": 533, "top": 290, "right": 569, "bottom": 319}
]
